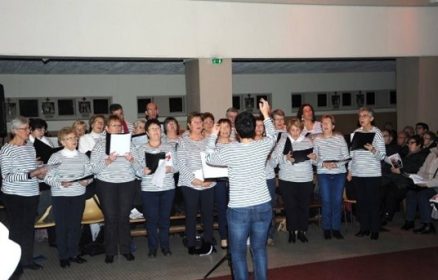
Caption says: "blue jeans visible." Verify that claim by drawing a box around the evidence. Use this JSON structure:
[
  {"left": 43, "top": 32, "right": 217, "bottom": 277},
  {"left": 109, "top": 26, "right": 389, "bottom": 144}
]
[
  {"left": 141, "top": 189, "right": 175, "bottom": 251},
  {"left": 227, "top": 202, "right": 272, "bottom": 280},
  {"left": 318, "top": 173, "right": 345, "bottom": 231},
  {"left": 406, "top": 188, "right": 436, "bottom": 224}
]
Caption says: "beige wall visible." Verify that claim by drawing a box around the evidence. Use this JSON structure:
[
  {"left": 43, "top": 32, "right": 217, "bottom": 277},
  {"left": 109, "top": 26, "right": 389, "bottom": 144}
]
[{"left": 0, "top": 1, "right": 437, "bottom": 58}]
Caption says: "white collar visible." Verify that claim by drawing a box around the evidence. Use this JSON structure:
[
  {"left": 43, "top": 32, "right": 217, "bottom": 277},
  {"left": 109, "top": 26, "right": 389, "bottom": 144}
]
[
  {"left": 61, "top": 148, "right": 78, "bottom": 158},
  {"left": 288, "top": 134, "right": 305, "bottom": 143}
]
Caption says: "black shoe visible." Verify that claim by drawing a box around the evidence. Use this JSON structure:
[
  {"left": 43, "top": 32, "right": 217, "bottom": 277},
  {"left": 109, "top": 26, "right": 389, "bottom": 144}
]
[
  {"left": 297, "top": 231, "right": 308, "bottom": 243},
  {"left": 148, "top": 249, "right": 157, "bottom": 258},
  {"left": 288, "top": 231, "right": 296, "bottom": 243},
  {"left": 23, "top": 262, "right": 43, "bottom": 270},
  {"left": 370, "top": 232, "right": 379, "bottom": 240},
  {"left": 123, "top": 253, "right": 135, "bottom": 261},
  {"left": 60, "top": 259, "right": 70, "bottom": 268},
  {"left": 401, "top": 221, "right": 415, "bottom": 231},
  {"left": 420, "top": 223, "right": 436, "bottom": 234},
  {"left": 413, "top": 224, "right": 427, "bottom": 233},
  {"left": 332, "top": 230, "right": 344, "bottom": 240},
  {"left": 105, "top": 255, "right": 114, "bottom": 264},
  {"left": 323, "top": 230, "right": 332, "bottom": 240},
  {"left": 199, "top": 242, "right": 216, "bottom": 256},
  {"left": 161, "top": 248, "right": 172, "bottom": 256},
  {"left": 69, "top": 256, "right": 87, "bottom": 264},
  {"left": 355, "top": 230, "right": 370, "bottom": 237},
  {"left": 188, "top": 246, "right": 198, "bottom": 255}
]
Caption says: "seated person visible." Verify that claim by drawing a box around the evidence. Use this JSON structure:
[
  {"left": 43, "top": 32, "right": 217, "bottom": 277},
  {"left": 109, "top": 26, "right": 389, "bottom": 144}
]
[{"left": 401, "top": 147, "right": 438, "bottom": 234}]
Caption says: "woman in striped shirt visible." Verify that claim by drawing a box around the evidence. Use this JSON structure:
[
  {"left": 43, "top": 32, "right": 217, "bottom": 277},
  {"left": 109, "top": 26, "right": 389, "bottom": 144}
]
[
  {"left": 134, "top": 119, "right": 177, "bottom": 257},
  {"left": 272, "top": 118, "right": 316, "bottom": 243},
  {"left": 347, "top": 107, "right": 385, "bottom": 240},
  {"left": 206, "top": 99, "right": 275, "bottom": 280},
  {"left": 44, "top": 127, "right": 93, "bottom": 268},
  {"left": 0, "top": 117, "right": 47, "bottom": 271},
  {"left": 297, "top": 104, "right": 322, "bottom": 137},
  {"left": 177, "top": 112, "right": 216, "bottom": 255},
  {"left": 313, "top": 115, "right": 350, "bottom": 240},
  {"left": 90, "top": 115, "right": 139, "bottom": 263},
  {"left": 78, "top": 114, "right": 105, "bottom": 155}
]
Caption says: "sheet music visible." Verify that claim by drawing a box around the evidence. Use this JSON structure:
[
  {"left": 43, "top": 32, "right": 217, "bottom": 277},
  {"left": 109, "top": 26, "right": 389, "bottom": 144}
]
[
  {"left": 409, "top": 174, "right": 428, "bottom": 185},
  {"left": 200, "top": 152, "right": 228, "bottom": 179},
  {"left": 109, "top": 134, "right": 131, "bottom": 156},
  {"left": 151, "top": 159, "right": 166, "bottom": 188}
]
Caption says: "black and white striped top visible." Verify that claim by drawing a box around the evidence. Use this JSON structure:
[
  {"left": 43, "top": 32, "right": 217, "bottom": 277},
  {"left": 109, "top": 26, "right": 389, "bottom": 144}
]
[
  {"left": 134, "top": 142, "right": 177, "bottom": 192},
  {"left": 313, "top": 133, "right": 350, "bottom": 174},
  {"left": 44, "top": 149, "right": 92, "bottom": 197},
  {"left": 206, "top": 119, "right": 276, "bottom": 208},
  {"left": 272, "top": 134, "right": 314, "bottom": 182},
  {"left": 0, "top": 143, "right": 39, "bottom": 196},
  {"left": 348, "top": 127, "right": 386, "bottom": 177},
  {"left": 176, "top": 134, "right": 216, "bottom": 190},
  {"left": 90, "top": 138, "right": 138, "bottom": 183}
]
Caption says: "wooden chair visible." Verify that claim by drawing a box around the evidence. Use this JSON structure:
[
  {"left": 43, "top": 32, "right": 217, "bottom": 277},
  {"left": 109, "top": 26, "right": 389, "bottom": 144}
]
[
  {"left": 34, "top": 205, "right": 56, "bottom": 229},
  {"left": 343, "top": 188, "right": 357, "bottom": 225},
  {"left": 81, "top": 195, "right": 104, "bottom": 224}
]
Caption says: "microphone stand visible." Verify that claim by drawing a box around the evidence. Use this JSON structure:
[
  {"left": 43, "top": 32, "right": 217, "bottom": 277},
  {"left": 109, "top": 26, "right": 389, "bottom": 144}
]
[{"left": 203, "top": 246, "right": 234, "bottom": 280}]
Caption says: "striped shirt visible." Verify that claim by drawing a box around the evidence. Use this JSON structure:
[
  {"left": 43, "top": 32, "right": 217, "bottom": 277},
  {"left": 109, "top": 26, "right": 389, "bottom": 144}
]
[
  {"left": 348, "top": 126, "right": 386, "bottom": 177},
  {"left": 177, "top": 134, "right": 216, "bottom": 190},
  {"left": 313, "top": 133, "right": 350, "bottom": 174},
  {"left": 272, "top": 134, "right": 314, "bottom": 182},
  {"left": 0, "top": 143, "right": 39, "bottom": 196},
  {"left": 134, "top": 143, "right": 177, "bottom": 192},
  {"left": 206, "top": 118, "right": 276, "bottom": 208},
  {"left": 90, "top": 138, "right": 138, "bottom": 183},
  {"left": 302, "top": 121, "right": 322, "bottom": 137},
  {"left": 44, "top": 149, "right": 91, "bottom": 197}
]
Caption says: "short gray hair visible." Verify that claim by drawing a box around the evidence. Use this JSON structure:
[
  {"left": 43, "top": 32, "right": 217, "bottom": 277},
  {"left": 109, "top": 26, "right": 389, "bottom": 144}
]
[
  {"left": 358, "top": 107, "right": 374, "bottom": 117},
  {"left": 133, "top": 119, "right": 146, "bottom": 129},
  {"left": 10, "top": 116, "right": 29, "bottom": 133}
]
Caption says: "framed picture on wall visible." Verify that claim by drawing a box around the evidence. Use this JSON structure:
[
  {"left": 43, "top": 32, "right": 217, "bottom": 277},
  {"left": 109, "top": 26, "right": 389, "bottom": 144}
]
[
  {"left": 6, "top": 101, "right": 17, "bottom": 121},
  {"left": 19, "top": 99, "right": 39, "bottom": 118},
  {"left": 78, "top": 100, "right": 91, "bottom": 115},
  {"left": 93, "top": 99, "right": 110, "bottom": 114},
  {"left": 42, "top": 100, "right": 55, "bottom": 116}
]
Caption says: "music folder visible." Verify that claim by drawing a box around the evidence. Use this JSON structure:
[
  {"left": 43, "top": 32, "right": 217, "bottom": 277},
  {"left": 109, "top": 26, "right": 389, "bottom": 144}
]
[
  {"left": 350, "top": 132, "right": 375, "bottom": 151},
  {"left": 145, "top": 152, "right": 166, "bottom": 174},
  {"left": 67, "top": 174, "right": 94, "bottom": 183},
  {"left": 105, "top": 133, "right": 131, "bottom": 156},
  {"left": 282, "top": 137, "right": 292, "bottom": 155},
  {"left": 292, "top": 148, "right": 313, "bottom": 163},
  {"left": 33, "top": 138, "right": 63, "bottom": 164}
]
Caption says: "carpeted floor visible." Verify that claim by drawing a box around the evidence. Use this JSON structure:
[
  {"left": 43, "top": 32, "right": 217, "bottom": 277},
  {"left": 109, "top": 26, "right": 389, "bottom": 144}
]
[{"left": 208, "top": 246, "right": 438, "bottom": 280}]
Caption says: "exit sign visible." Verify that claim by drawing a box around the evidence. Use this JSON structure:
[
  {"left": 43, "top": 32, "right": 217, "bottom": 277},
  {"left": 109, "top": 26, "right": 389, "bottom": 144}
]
[{"left": 211, "top": 57, "right": 223, "bottom": 65}]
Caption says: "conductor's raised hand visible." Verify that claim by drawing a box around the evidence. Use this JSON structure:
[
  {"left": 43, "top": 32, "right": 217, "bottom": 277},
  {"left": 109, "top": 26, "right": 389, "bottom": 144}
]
[{"left": 258, "top": 98, "right": 270, "bottom": 119}]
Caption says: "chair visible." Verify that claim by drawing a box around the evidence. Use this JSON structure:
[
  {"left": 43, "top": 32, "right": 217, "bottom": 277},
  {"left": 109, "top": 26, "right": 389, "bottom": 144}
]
[
  {"left": 34, "top": 205, "right": 56, "bottom": 229},
  {"left": 81, "top": 195, "right": 104, "bottom": 224},
  {"left": 343, "top": 189, "right": 357, "bottom": 225}
]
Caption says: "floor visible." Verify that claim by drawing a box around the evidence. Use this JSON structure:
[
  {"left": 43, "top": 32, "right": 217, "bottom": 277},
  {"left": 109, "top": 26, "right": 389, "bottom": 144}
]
[{"left": 17, "top": 213, "right": 438, "bottom": 280}]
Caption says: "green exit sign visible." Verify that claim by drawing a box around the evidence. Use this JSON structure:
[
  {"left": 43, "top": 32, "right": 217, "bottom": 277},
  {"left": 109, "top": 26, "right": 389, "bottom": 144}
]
[{"left": 211, "top": 57, "right": 223, "bottom": 65}]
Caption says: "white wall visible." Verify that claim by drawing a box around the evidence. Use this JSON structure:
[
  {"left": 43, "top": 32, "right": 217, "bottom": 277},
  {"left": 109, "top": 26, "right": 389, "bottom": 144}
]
[
  {"left": 0, "top": 72, "right": 395, "bottom": 130},
  {"left": 0, "top": 1, "right": 437, "bottom": 58}
]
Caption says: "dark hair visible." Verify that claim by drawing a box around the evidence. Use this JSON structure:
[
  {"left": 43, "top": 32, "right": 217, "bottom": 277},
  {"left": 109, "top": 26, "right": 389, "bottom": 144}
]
[
  {"left": 202, "top": 112, "right": 215, "bottom": 122},
  {"left": 297, "top": 103, "right": 316, "bottom": 122},
  {"left": 409, "top": 135, "right": 423, "bottom": 147},
  {"left": 109, "top": 103, "right": 123, "bottom": 114},
  {"left": 416, "top": 122, "right": 429, "bottom": 131},
  {"left": 186, "top": 112, "right": 203, "bottom": 130},
  {"left": 163, "top": 117, "right": 180, "bottom": 135},
  {"left": 424, "top": 131, "right": 436, "bottom": 141},
  {"left": 29, "top": 118, "right": 48, "bottom": 131},
  {"left": 235, "top": 111, "right": 255, "bottom": 139},
  {"left": 145, "top": 119, "right": 161, "bottom": 132},
  {"left": 106, "top": 115, "right": 122, "bottom": 126}
]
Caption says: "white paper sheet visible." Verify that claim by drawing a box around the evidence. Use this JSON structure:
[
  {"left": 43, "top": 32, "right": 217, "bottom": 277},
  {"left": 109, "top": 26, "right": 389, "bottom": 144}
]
[
  {"left": 409, "top": 174, "right": 429, "bottom": 185},
  {"left": 110, "top": 134, "right": 131, "bottom": 156},
  {"left": 151, "top": 159, "right": 166, "bottom": 188},
  {"left": 200, "top": 152, "right": 228, "bottom": 179}
]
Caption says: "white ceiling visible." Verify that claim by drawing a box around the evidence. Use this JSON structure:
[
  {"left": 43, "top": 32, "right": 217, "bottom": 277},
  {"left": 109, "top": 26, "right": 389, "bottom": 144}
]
[
  {"left": 0, "top": 59, "right": 395, "bottom": 75},
  {"left": 200, "top": 0, "right": 438, "bottom": 6}
]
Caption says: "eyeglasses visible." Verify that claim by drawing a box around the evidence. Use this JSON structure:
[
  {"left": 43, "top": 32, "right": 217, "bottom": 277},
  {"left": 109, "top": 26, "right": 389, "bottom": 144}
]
[
  {"left": 16, "top": 127, "right": 30, "bottom": 131},
  {"left": 63, "top": 136, "right": 78, "bottom": 141}
]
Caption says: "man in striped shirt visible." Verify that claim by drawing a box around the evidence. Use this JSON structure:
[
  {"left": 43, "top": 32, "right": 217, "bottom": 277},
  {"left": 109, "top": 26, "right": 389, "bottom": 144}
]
[{"left": 207, "top": 99, "right": 276, "bottom": 280}]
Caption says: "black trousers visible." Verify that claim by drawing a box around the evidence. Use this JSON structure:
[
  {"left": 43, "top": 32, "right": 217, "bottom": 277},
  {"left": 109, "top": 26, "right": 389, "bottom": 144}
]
[
  {"left": 3, "top": 193, "right": 39, "bottom": 266},
  {"left": 279, "top": 180, "right": 313, "bottom": 231},
  {"left": 52, "top": 195, "right": 86, "bottom": 260},
  {"left": 181, "top": 186, "right": 214, "bottom": 247},
  {"left": 353, "top": 176, "right": 381, "bottom": 233},
  {"left": 96, "top": 179, "right": 136, "bottom": 256}
]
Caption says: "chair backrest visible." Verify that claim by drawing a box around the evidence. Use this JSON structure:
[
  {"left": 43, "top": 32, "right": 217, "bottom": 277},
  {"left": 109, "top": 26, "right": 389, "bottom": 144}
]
[
  {"left": 343, "top": 188, "right": 357, "bottom": 203},
  {"left": 81, "top": 195, "right": 104, "bottom": 224},
  {"left": 34, "top": 205, "right": 55, "bottom": 228}
]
